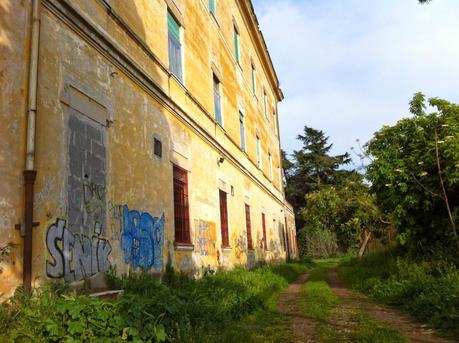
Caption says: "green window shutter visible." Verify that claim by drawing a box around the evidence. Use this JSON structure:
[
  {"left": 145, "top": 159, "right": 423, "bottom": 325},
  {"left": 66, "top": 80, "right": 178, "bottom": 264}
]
[
  {"left": 234, "top": 29, "right": 239, "bottom": 63},
  {"left": 252, "top": 66, "right": 256, "bottom": 94},
  {"left": 209, "top": 0, "right": 216, "bottom": 15},
  {"left": 168, "top": 12, "right": 180, "bottom": 41},
  {"left": 168, "top": 11, "right": 182, "bottom": 80},
  {"left": 239, "top": 112, "right": 246, "bottom": 151}
]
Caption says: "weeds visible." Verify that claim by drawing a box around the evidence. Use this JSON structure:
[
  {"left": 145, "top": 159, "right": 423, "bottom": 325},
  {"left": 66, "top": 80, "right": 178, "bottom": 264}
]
[
  {"left": 0, "top": 261, "right": 312, "bottom": 342},
  {"left": 339, "top": 251, "right": 459, "bottom": 339}
]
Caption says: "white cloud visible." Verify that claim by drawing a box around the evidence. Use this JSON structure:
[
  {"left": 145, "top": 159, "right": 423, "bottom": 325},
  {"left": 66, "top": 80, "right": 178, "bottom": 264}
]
[{"left": 253, "top": 0, "right": 459, "bottom": 159}]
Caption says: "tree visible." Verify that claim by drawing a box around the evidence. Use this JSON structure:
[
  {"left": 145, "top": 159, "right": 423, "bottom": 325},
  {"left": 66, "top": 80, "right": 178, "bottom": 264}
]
[
  {"left": 298, "top": 173, "right": 382, "bottom": 258},
  {"left": 283, "top": 127, "right": 351, "bottom": 228},
  {"left": 366, "top": 93, "right": 459, "bottom": 254}
]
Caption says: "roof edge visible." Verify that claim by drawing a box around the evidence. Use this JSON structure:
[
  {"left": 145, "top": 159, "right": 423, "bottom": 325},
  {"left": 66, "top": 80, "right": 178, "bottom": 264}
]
[{"left": 239, "top": 0, "right": 284, "bottom": 102}]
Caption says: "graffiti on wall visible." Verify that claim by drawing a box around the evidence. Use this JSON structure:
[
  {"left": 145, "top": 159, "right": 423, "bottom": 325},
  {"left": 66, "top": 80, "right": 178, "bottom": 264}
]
[
  {"left": 234, "top": 234, "right": 247, "bottom": 260},
  {"left": 83, "top": 182, "right": 106, "bottom": 215},
  {"left": 108, "top": 201, "right": 124, "bottom": 241},
  {"left": 46, "top": 219, "right": 112, "bottom": 281},
  {"left": 194, "top": 220, "right": 216, "bottom": 256},
  {"left": 67, "top": 113, "right": 106, "bottom": 236},
  {"left": 247, "top": 251, "right": 256, "bottom": 269},
  {"left": 269, "top": 240, "right": 281, "bottom": 261},
  {"left": 121, "top": 205, "right": 165, "bottom": 271}
]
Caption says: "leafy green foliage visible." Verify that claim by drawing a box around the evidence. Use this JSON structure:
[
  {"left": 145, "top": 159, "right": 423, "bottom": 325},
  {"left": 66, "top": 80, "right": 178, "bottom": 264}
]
[
  {"left": 366, "top": 93, "right": 459, "bottom": 254},
  {"left": 339, "top": 251, "right": 459, "bottom": 339},
  {"left": 0, "top": 262, "right": 313, "bottom": 342},
  {"left": 283, "top": 126, "right": 352, "bottom": 229},
  {"left": 298, "top": 174, "right": 382, "bottom": 257},
  {"left": 298, "top": 226, "right": 339, "bottom": 258}
]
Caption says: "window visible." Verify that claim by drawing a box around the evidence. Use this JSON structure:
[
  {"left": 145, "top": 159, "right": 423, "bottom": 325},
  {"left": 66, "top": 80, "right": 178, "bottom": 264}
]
[
  {"left": 273, "top": 110, "right": 277, "bottom": 134},
  {"left": 209, "top": 0, "right": 216, "bottom": 16},
  {"left": 268, "top": 152, "right": 273, "bottom": 180},
  {"left": 256, "top": 135, "right": 262, "bottom": 168},
  {"left": 213, "top": 74, "right": 222, "bottom": 125},
  {"left": 261, "top": 213, "right": 268, "bottom": 251},
  {"left": 168, "top": 11, "right": 182, "bottom": 81},
  {"left": 173, "top": 165, "right": 190, "bottom": 244},
  {"left": 219, "top": 190, "right": 230, "bottom": 248},
  {"left": 245, "top": 204, "right": 253, "bottom": 250},
  {"left": 234, "top": 26, "right": 240, "bottom": 65},
  {"left": 282, "top": 223, "right": 287, "bottom": 252},
  {"left": 263, "top": 91, "right": 268, "bottom": 117},
  {"left": 239, "top": 111, "right": 246, "bottom": 152},
  {"left": 153, "top": 137, "right": 162, "bottom": 158},
  {"left": 251, "top": 64, "right": 256, "bottom": 95},
  {"left": 278, "top": 166, "right": 282, "bottom": 188}
]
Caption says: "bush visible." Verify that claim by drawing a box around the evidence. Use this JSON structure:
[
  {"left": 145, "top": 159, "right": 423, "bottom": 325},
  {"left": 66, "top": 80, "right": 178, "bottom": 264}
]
[
  {"left": 298, "top": 226, "right": 339, "bottom": 258},
  {"left": 0, "top": 262, "right": 312, "bottom": 342},
  {"left": 339, "top": 251, "right": 459, "bottom": 339}
]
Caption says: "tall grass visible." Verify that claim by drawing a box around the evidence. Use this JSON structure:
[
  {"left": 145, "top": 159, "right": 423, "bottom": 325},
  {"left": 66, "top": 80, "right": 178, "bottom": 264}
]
[
  {"left": 338, "top": 251, "right": 459, "bottom": 339},
  {"left": 0, "top": 261, "right": 313, "bottom": 342}
]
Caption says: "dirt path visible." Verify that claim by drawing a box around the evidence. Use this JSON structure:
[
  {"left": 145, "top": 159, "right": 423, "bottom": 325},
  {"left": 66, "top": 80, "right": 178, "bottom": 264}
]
[
  {"left": 277, "top": 272, "right": 317, "bottom": 343},
  {"left": 327, "top": 268, "right": 454, "bottom": 343}
]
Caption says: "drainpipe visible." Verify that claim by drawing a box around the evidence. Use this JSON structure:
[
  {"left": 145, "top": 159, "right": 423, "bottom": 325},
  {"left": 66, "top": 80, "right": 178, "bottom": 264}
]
[{"left": 23, "top": 0, "right": 41, "bottom": 294}]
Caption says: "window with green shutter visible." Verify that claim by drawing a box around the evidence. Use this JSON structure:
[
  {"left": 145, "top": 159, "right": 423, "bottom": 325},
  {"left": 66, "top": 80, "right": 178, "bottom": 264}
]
[
  {"left": 234, "top": 27, "right": 240, "bottom": 64},
  {"left": 209, "top": 0, "right": 216, "bottom": 16},
  {"left": 239, "top": 111, "right": 246, "bottom": 152},
  {"left": 256, "top": 135, "right": 262, "bottom": 168},
  {"left": 213, "top": 74, "right": 222, "bottom": 125},
  {"left": 251, "top": 64, "right": 256, "bottom": 95},
  {"left": 168, "top": 11, "right": 182, "bottom": 80}
]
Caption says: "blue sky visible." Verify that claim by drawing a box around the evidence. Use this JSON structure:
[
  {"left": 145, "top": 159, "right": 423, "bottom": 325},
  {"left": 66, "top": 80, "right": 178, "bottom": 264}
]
[{"left": 252, "top": 0, "right": 459, "bottom": 166}]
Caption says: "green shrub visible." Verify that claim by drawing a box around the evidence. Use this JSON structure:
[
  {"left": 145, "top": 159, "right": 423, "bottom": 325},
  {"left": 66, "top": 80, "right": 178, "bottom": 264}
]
[
  {"left": 298, "top": 226, "right": 339, "bottom": 258},
  {"left": 339, "top": 251, "right": 459, "bottom": 339},
  {"left": 0, "top": 262, "right": 311, "bottom": 342}
]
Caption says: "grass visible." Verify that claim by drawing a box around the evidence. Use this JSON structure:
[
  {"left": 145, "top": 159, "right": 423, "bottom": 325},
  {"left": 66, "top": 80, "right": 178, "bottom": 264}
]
[
  {"left": 0, "top": 261, "right": 314, "bottom": 342},
  {"left": 298, "top": 260, "right": 340, "bottom": 320},
  {"left": 297, "top": 258, "right": 407, "bottom": 343},
  {"left": 316, "top": 312, "right": 408, "bottom": 343},
  {"left": 348, "top": 313, "right": 408, "bottom": 343},
  {"left": 338, "top": 251, "right": 459, "bottom": 339},
  {"left": 215, "top": 292, "right": 294, "bottom": 343}
]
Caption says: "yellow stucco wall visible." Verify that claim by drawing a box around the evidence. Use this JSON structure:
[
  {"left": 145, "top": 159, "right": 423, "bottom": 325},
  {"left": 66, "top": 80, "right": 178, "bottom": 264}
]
[{"left": 0, "top": 0, "right": 297, "bottom": 297}]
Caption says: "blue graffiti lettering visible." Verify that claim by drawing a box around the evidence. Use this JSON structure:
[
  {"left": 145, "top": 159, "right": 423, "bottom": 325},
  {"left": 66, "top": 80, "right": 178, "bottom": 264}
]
[{"left": 121, "top": 205, "right": 165, "bottom": 270}]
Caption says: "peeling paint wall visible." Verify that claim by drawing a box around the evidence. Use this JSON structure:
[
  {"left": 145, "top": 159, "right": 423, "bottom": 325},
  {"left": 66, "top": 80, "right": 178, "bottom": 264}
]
[{"left": 0, "top": 0, "right": 296, "bottom": 296}]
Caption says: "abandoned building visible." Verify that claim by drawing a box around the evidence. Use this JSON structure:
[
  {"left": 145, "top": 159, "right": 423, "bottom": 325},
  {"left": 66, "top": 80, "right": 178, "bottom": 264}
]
[{"left": 0, "top": 0, "right": 298, "bottom": 296}]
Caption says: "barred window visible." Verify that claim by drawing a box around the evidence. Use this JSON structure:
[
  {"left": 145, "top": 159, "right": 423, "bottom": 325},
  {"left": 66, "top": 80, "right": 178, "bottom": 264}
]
[
  {"left": 173, "top": 165, "right": 190, "bottom": 244},
  {"left": 262, "top": 213, "right": 268, "bottom": 251},
  {"left": 219, "top": 190, "right": 230, "bottom": 248},
  {"left": 245, "top": 204, "right": 253, "bottom": 250}
]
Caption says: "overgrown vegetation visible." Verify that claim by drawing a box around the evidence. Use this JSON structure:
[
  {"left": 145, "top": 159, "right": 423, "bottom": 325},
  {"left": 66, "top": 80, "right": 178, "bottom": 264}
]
[
  {"left": 286, "top": 93, "right": 458, "bottom": 258},
  {"left": 366, "top": 93, "right": 459, "bottom": 255},
  {"left": 284, "top": 128, "right": 383, "bottom": 258},
  {"left": 0, "top": 262, "right": 312, "bottom": 342},
  {"left": 339, "top": 251, "right": 459, "bottom": 339}
]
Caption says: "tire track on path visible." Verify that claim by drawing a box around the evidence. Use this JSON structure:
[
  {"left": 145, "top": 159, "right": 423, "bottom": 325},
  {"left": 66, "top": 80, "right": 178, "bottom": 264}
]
[
  {"left": 327, "top": 268, "right": 454, "bottom": 343},
  {"left": 277, "top": 271, "right": 318, "bottom": 343}
]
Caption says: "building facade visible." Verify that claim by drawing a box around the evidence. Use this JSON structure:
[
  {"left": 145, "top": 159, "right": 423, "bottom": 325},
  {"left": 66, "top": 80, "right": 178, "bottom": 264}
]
[{"left": 0, "top": 0, "right": 297, "bottom": 296}]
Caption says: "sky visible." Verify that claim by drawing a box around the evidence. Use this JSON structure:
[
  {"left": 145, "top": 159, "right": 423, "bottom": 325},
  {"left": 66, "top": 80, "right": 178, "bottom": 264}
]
[{"left": 252, "top": 0, "right": 459, "bottom": 166}]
